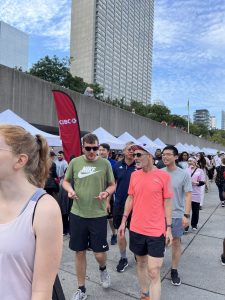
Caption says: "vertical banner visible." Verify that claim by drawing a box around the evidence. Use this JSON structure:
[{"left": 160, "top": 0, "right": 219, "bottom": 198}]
[{"left": 52, "top": 90, "right": 82, "bottom": 162}]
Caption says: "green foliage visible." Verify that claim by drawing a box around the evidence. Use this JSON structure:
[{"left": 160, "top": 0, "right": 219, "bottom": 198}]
[
  {"left": 168, "top": 114, "right": 188, "bottom": 128},
  {"left": 29, "top": 55, "right": 69, "bottom": 86},
  {"left": 29, "top": 55, "right": 103, "bottom": 97},
  {"left": 208, "top": 129, "right": 225, "bottom": 146}
]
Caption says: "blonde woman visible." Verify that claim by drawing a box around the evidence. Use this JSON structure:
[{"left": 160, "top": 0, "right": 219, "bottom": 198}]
[{"left": 0, "top": 125, "right": 63, "bottom": 300}]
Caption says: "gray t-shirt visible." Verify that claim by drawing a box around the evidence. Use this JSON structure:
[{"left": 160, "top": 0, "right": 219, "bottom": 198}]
[{"left": 163, "top": 167, "right": 192, "bottom": 218}]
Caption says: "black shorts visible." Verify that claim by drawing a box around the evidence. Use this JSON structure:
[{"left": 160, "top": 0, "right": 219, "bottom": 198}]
[
  {"left": 113, "top": 206, "right": 131, "bottom": 229},
  {"left": 69, "top": 213, "right": 109, "bottom": 252},
  {"left": 107, "top": 197, "right": 114, "bottom": 219},
  {"left": 129, "top": 230, "right": 165, "bottom": 258}
]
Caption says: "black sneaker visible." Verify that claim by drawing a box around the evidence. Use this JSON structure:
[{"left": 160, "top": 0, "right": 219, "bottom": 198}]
[
  {"left": 111, "top": 234, "right": 117, "bottom": 245},
  {"left": 171, "top": 269, "right": 181, "bottom": 286},
  {"left": 116, "top": 258, "right": 128, "bottom": 272},
  {"left": 221, "top": 254, "right": 225, "bottom": 266},
  {"left": 221, "top": 201, "right": 225, "bottom": 207}
]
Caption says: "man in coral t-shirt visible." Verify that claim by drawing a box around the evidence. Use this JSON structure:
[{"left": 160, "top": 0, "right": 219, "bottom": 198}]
[{"left": 118, "top": 144, "right": 173, "bottom": 300}]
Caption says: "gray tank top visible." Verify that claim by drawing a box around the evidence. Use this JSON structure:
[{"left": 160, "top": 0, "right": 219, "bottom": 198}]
[{"left": 0, "top": 188, "right": 46, "bottom": 300}]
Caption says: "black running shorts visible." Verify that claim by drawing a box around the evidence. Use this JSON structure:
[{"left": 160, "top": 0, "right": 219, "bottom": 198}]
[
  {"left": 69, "top": 213, "right": 109, "bottom": 252},
  {"left": 129, "top": 230, "right": 165, "bottom": 258}
]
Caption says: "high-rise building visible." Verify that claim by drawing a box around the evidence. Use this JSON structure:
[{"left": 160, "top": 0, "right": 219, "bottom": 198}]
[
  {"left": 70, "top": 0, "right": 154, "bottom": 104},
  {"left": 193, "top": 109, "right": 210, "bottom": 129},
  {"left": 221, "top": 111, "right": 225, "bottom": 130},
  {"left": 210, "top": 115, "right": 216, "bottom": 130},
  {"left": 0, "top": 21, "right": 28, "bottom": 70}
]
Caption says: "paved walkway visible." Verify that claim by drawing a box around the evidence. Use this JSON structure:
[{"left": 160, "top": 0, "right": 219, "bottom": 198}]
[{"left": 59, "top": 182, "right": 225, "bottom": 299}]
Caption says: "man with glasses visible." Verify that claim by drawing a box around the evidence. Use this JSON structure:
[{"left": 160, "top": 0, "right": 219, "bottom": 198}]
[
  {"left": 162, "top": 145, "right": 192, "bottom": 286},
  {"left": 118, "top": 144, "right": 173, "bottom": 300},
  {"left": 63, "top": 133, "right": 115, "bottom": 300},
  {"left": 113, "top": 141, "right": 136, "bottom": 272}
]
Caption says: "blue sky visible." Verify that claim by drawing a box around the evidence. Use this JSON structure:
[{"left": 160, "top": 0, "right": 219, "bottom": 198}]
[{"left": 0, "top": 0, "right": 224, "bottom": 128}]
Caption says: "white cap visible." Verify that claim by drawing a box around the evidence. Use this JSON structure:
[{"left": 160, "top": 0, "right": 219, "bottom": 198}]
[{"left": 131, "top": 144, "right": 155, "bottom": 156}]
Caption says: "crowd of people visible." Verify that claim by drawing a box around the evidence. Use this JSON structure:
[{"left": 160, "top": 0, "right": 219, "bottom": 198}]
[{"left": 1, "top": 126, "right": 224, "bottom": 300}]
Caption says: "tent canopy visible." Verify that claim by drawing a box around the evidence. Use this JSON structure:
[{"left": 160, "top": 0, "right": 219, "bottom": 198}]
[
  {"left": 0, "top": 109, "right": 62, "bottom": 146},
  {"left": 153, "top": 138, "right": 166, "bottom": 149},
  {"left": 137, "top": 135, "right": 159, "bottom": 151},
  {"left": 92, "top": 127, "right": 125, "bottom": 150},
  {"left": 118, "top": 132, "right": 140, "bottom": 144}
]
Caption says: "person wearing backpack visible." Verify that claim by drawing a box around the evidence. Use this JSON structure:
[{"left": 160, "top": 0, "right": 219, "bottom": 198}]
[{"left": 215, "top": 157, "right": 225, "bottom": 207}]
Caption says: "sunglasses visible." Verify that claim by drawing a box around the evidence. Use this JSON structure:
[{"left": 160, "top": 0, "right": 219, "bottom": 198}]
[
  {"left": 84, "top": 146, "right": 99, "bottom": 152},
  {"left": 133, "top": 153, "right": 149, "bottom": 158},
  {"left": 127, "top": 147, "right": 133, "bottom": 152}
]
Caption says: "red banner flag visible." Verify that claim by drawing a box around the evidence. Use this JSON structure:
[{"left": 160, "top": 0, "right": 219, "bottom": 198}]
[{"left": 52, "top": 90, "right": 82, "bottom": 162}]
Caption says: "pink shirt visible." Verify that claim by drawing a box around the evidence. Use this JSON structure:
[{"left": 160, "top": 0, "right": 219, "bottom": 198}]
[
  {"left": 187, "top": 167, "right": 205, "bottom": 203},
  {"left": 128, "top": 169, "right": 173, "bottom": 236}
]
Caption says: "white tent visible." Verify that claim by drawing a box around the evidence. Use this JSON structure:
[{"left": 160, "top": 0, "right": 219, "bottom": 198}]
[
  {"left": 137, "top": 135, "right": 159, "bottom": 151},
  {"left": 92, "top": 127, "right": 125, "bottom": 150},
  {"left": 118, "top": 132, "right": 140, "bottom": 144},
  {"left": 153, "top": 138, "right": 166, "bottom": 149},
  {"left": 0, "top": 109, "right": 62, "bottom": 146},
  {"left": 175, "top": 143, "right": 188, "bottom": 153}
]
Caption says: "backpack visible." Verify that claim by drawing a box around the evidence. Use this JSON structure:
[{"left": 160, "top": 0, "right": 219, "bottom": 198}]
[{"left": 215, "top": 166, "right": 225, "bottom": 186}]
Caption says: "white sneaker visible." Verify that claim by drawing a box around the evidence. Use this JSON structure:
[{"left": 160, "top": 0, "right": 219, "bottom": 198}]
[
  {"left": 100, "top": 269, "right": 111, "bottom": 288},
  {"left": 71, "top": 289, "right": 87, "bottom": 300}
]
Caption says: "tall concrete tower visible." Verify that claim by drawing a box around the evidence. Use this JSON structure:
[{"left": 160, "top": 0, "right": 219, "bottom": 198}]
[{"left": 70, "top": 0, "right": 154, "bottom": 104}]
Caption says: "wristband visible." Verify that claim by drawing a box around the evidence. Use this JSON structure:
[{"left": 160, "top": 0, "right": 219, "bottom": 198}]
[
  {"left": 184, "top": 214, "right": 190, "bottom": 218},
  {"left": 105, "top": 190, "right": 110, "bottom": 196},
  {"left": 166, "top": 224, "right": 172, "bottom": 228},
  {"left": 123, "top": 214, "right": 128, "bottom": 219}
]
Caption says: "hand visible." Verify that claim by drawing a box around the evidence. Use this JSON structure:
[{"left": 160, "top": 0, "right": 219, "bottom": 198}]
[
  {"left": 96, "top": 191, "right": 109, "bottom": 200},
  {"left": 165, "top": 229, "right": 173, "bottom": 247},
  {"left": 118, "top": 223, "right": 126, "bottom": 238},
  {"left": 182, "top": 216, "right": 189, "bottom": 228},
  {"left": 68, "top": 190, "right": 78, "bottom": 199}
]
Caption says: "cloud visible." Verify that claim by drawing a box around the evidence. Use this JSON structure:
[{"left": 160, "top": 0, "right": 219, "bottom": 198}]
[
  {"left": 0, "top": 0, "right": 71, "bottom": 51},
  {"left": 152, "top": 0, "right": 225, "bottom": 126}
]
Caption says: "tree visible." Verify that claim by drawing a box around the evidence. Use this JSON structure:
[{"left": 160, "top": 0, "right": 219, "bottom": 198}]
[
  {"left": 29, "top": 55, "right": 103, "bottom": 95},
  {"left": 29, "top": 55, "right": 70, "bottom": 86},
  {"left": 169, "top": 114, "right": 188, "bottom": 128},
  {"left": 147, "top": 104, "right": 171, "bottom": 123}
]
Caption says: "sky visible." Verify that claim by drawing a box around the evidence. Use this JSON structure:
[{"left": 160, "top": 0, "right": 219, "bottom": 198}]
[{"left": 0, "top": 0, "right": 224, "bottom": 128}]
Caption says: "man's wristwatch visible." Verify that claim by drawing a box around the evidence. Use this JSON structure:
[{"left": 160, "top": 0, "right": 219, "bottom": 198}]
[
  {"left": 184, "top": 214, "right": 190, "bottom": 218},
  {"left": 166, "top": 224, "right": 173, "bottom": 228}
]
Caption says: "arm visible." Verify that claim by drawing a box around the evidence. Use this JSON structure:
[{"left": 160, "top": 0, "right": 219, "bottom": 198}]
[
  {"left": 96, "top": 181, "right": 116, "bottom": 200},
  {"left": 182, "top": 191, "right": 192, "bottom": 227},
  {"left": 118, "top": 195, "right": 134, "bottom": 238},
  {"left": 164, "top": 197, "right": 173, "bottom": 246},
  {"left": 32, "top": 195, "right": 63, "bottom": 300},
  {"left": 62, "top": 178, "right": 78, "bottom": 199}
]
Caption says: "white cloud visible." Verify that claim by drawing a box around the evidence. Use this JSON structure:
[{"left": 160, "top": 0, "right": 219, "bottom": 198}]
[
  {"left": 0, "top": 0, "right": 71, "bottom": 51},
  {"left": 152, "top": 0, "right": 225, "bottom": 127}
]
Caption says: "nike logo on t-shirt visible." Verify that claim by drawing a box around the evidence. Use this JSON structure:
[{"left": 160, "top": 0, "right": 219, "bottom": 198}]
[{"left": 78, "top": 166, "right": 101, "bottom": 178}]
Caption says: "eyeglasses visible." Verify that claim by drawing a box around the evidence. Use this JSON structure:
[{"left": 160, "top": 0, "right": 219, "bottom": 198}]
[
  {"left": 84, "top": 146, "right": 99, "bottom": 152},
  {"left": 133, "top": 153, "right": 149, "bottom": 158},
  {"left": 162, "top": 153, "right": 174, "bottom": 157}
]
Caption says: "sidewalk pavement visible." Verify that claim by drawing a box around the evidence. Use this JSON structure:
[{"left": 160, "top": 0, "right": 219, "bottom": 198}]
[{"left": 59, "top": 182, "right": 225, "bottom": 299}]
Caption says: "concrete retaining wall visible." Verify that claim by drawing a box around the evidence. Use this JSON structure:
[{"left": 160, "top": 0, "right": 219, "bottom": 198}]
[{"left": 0, "top": 64, "right": 223, "bottom": 150}]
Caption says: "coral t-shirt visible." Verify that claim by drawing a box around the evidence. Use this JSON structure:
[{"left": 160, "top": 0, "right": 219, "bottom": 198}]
[{"left": 128, "top": 169, "right": 173, "bottom": 237}]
